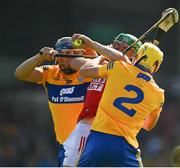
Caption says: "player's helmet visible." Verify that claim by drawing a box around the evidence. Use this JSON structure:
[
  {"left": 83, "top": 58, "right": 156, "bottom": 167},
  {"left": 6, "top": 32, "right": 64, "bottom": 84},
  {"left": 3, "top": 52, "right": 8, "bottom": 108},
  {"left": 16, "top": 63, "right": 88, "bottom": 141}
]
[
  {"left": 54, "top": 37, "right": 76, "bottom": 74},
  {"left": 55, "top": 37, "right": 73, "bottom": 51},
  {"left": 114, "top": 33, "right": 142, "bottom": 53},
  {"left": 133, "top": 42, "right": 163, "bottom": 73},
  {"left": 112, "top": 33, "right": 142, "bottom": 59}
]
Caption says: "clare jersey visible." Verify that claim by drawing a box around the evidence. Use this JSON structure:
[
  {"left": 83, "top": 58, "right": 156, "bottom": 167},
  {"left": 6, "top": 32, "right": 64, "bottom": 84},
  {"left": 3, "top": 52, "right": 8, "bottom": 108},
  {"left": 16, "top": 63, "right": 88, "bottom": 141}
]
[
  {"left": 37, "top": 65, "right": 91, "bottom": 144},
  {"left": 78, "top": 78, "right": 106, "bottom": 121},
  {"left": 91, "top": 61, "right": 165, "bottom": 148}
]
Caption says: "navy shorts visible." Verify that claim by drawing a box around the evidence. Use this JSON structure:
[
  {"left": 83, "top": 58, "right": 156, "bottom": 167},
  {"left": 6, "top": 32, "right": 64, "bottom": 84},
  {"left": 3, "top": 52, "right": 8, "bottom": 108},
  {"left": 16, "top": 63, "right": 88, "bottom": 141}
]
[
  {"left": 78, "top": 130, "right": 142, "bottom": 167},
  {"left": 57, "top": 144, "right": 65, "bottom": 167}
]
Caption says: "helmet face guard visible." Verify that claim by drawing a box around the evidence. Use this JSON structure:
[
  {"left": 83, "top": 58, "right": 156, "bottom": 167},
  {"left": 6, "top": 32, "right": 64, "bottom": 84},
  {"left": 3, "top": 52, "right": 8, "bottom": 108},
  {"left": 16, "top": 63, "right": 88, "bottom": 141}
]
[
  {"left": 114, "top": 33, "right": 142, "bottom": 52},
  {"left": 113, "top": 33, "right": 142, "bottom": 59},
  {"left": 112, "top": 41, "right": 136, "bottom": 60},
  {"left": 54, "top": 37, "right": 77, "bottom": 74}
]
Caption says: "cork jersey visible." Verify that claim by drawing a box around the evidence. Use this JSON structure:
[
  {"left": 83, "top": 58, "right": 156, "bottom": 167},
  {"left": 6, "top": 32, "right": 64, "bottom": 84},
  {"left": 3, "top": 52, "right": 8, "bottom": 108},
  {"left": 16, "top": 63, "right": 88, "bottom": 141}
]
[{"left": 78, "top": 77, "right": 106, "bottom": 121}]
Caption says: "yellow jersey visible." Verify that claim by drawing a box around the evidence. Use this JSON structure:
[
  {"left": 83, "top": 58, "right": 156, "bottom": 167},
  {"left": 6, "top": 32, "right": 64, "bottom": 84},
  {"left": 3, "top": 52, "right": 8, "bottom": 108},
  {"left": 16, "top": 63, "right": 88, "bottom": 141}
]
[
  {"left": 92, "top": 61, "right": 165, "bottom": 148},
  {"left": 37, "top": 65, "right": 91, "bottom": 144}
]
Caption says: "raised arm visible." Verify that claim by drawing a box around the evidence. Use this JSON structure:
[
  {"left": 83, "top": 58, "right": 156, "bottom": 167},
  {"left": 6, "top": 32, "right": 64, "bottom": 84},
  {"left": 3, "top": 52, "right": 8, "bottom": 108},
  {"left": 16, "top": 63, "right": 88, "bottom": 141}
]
[
  {"left": 65, "top": 48, "right": 98, "bottom": 71},
  {"left": 68, "top": 57, "right": 91, "bottom": 71},
  {"left": 15, "top": 47, "right": 57, "bottom": 83},
  {"left": 79, "top": 56, "right": 105, "bottom": 78},
  {"left": 72, "top": 33, "right": 130, "bottom": 63}
]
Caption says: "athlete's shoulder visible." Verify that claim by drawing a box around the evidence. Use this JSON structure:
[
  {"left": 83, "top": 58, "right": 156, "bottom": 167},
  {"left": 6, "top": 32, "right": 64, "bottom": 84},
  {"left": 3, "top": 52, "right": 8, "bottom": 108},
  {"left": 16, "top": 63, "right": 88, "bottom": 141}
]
[
  {"left": 149, "top": 80, "right": 165, "bottom": 105},
  {"left": 42, "top": 65, "right": 60, "bottom": 80},
  {"left": 151, "top": 79, "right": 165, "bottom": 94},
  {"left": 116, "top": 60, "right": 132, "bottom": 68},
  {"left": 40, "top": 64, "right": 59, "bottom": 72},
  {"left": 63, "top": 71, "right": 92, "bottom": 83},
  {"left": 106, "top": 60, "right": 122, "bottom": 69},
  {"left": 76, "top": 75, "right": 92, "bottom": 83}
]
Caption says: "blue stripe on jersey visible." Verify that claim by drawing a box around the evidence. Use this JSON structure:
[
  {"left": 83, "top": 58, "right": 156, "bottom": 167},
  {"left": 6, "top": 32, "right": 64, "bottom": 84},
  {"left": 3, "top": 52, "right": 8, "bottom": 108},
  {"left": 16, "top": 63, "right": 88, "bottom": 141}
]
[{"left": 45, "top": 82, "right": 90, "bottom": 104}]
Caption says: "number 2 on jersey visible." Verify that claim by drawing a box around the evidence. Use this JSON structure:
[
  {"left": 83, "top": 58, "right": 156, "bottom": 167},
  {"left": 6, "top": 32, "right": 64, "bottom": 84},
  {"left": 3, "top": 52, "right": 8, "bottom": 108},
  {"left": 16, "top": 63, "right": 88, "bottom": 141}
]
[{"left": 113, "top": 85, "right": 144, "bottom": 117}]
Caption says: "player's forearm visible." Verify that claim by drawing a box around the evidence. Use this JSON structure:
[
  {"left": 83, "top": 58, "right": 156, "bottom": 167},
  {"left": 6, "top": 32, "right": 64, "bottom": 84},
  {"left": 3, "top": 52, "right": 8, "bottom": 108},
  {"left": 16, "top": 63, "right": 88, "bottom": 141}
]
[
  {"left": 68, "top": 57, "right": 90, "bottom": 71},
  {"left": 15, "top": 53, "right": 45, "bottom": 80},
  {"left": 142, "top": 114, "right": 159, "bottom": 131},
  {"left": 80, "top": 58, "right": 102, "bottom": 78},
  {"left": 90, "top": 41, "right": 123, "bottom": 61}
]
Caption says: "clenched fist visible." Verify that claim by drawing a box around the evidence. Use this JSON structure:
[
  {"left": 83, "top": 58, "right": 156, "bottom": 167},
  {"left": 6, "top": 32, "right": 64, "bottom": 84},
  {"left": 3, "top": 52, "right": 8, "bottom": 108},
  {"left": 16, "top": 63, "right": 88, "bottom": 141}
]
[{"left": 39, "top": 47, "right": 58, "bottom": 61}]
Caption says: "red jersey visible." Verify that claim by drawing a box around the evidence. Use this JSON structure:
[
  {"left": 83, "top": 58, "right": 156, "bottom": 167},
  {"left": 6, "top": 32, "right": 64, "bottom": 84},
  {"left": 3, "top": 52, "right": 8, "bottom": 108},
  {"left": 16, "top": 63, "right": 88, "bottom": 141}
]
[{"left": 78, "top": 78, "right": 106, "bottom": 121}]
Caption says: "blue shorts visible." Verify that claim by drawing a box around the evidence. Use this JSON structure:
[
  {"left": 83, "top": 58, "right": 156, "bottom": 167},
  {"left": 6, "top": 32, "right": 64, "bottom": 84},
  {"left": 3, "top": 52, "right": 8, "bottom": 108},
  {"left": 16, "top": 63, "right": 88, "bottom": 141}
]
[
  {"left": 57, "top": 144, "right": 65, "bottom": 167},
  {"left": 78, "top": 130, "right": 142, "bottom": 167}
]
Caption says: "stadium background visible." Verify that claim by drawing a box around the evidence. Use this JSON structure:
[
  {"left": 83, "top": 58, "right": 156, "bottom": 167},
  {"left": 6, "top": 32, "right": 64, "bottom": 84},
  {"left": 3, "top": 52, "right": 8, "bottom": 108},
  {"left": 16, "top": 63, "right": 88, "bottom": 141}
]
[{"left": 0, "top": 0, "right": 179, "bottom": 166}]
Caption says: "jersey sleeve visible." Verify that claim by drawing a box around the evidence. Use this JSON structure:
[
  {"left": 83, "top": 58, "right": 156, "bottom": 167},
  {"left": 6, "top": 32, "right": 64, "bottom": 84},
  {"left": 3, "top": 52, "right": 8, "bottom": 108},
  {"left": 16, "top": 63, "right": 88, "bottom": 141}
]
[
  {"left": 98, "top": 61, "right": 119, "bottom": 77},
  {"left": 158, "top": 90, "right": 165, "bottom": 113},
  {"left": 98, "top": 60, "right": 124, "bottom": 77},
  {"left": 152, "top": 91, "right": 165, "bottom": 115},
  {"left": 36, "top": 65, "right": 51, "bottom": 84}
]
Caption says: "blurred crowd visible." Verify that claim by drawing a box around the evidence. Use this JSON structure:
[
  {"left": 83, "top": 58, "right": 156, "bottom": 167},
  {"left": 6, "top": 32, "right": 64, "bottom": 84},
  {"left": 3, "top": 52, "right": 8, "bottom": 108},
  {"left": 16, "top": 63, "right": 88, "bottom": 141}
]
[
  {"left": 0, "top": 86, "right": 179, "bottom": 167},
  {"left": 0, "top": 88, "right": 57, "bottom": 166}
]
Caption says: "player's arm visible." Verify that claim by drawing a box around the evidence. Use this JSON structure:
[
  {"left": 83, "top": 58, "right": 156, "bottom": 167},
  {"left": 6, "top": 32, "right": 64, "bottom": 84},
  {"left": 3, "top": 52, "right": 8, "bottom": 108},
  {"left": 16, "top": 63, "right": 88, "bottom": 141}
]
[
  {"left": 72, "top": 33, "right": 130, "bottom": 63},
  {"left": 62, "top": 47, "right": 98, "bottom": 71},
  {"left": 142, "top": 109, "right": 161, "bottom": 131},
  {"left": 67, "top": 57, "right": 92, "bottom": 71},
  {"left": 80, "top": 56, "right": 106, "bottom": 78},
  {"left": 68, "top": 51, "right": 106, "bottom": 71},
  {"left": 15, "top": 47, "right": 57, "bottom": 83},
  {"left": 89, "top": 41, "right": 126, "bottom": 61},
  {"left": 143, "top": 94, "right": 164, "bottom": 131}
]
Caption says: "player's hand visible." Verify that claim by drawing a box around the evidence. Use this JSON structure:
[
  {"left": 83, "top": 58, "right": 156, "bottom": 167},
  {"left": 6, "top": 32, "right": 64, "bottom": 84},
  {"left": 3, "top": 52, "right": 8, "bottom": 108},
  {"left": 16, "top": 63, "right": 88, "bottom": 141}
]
[
  {"left": 39, "top": 47, "right": 58, "bottom": 61},
  {"left": 72, "top": 33, "right": 94, "bottom": 48}
]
